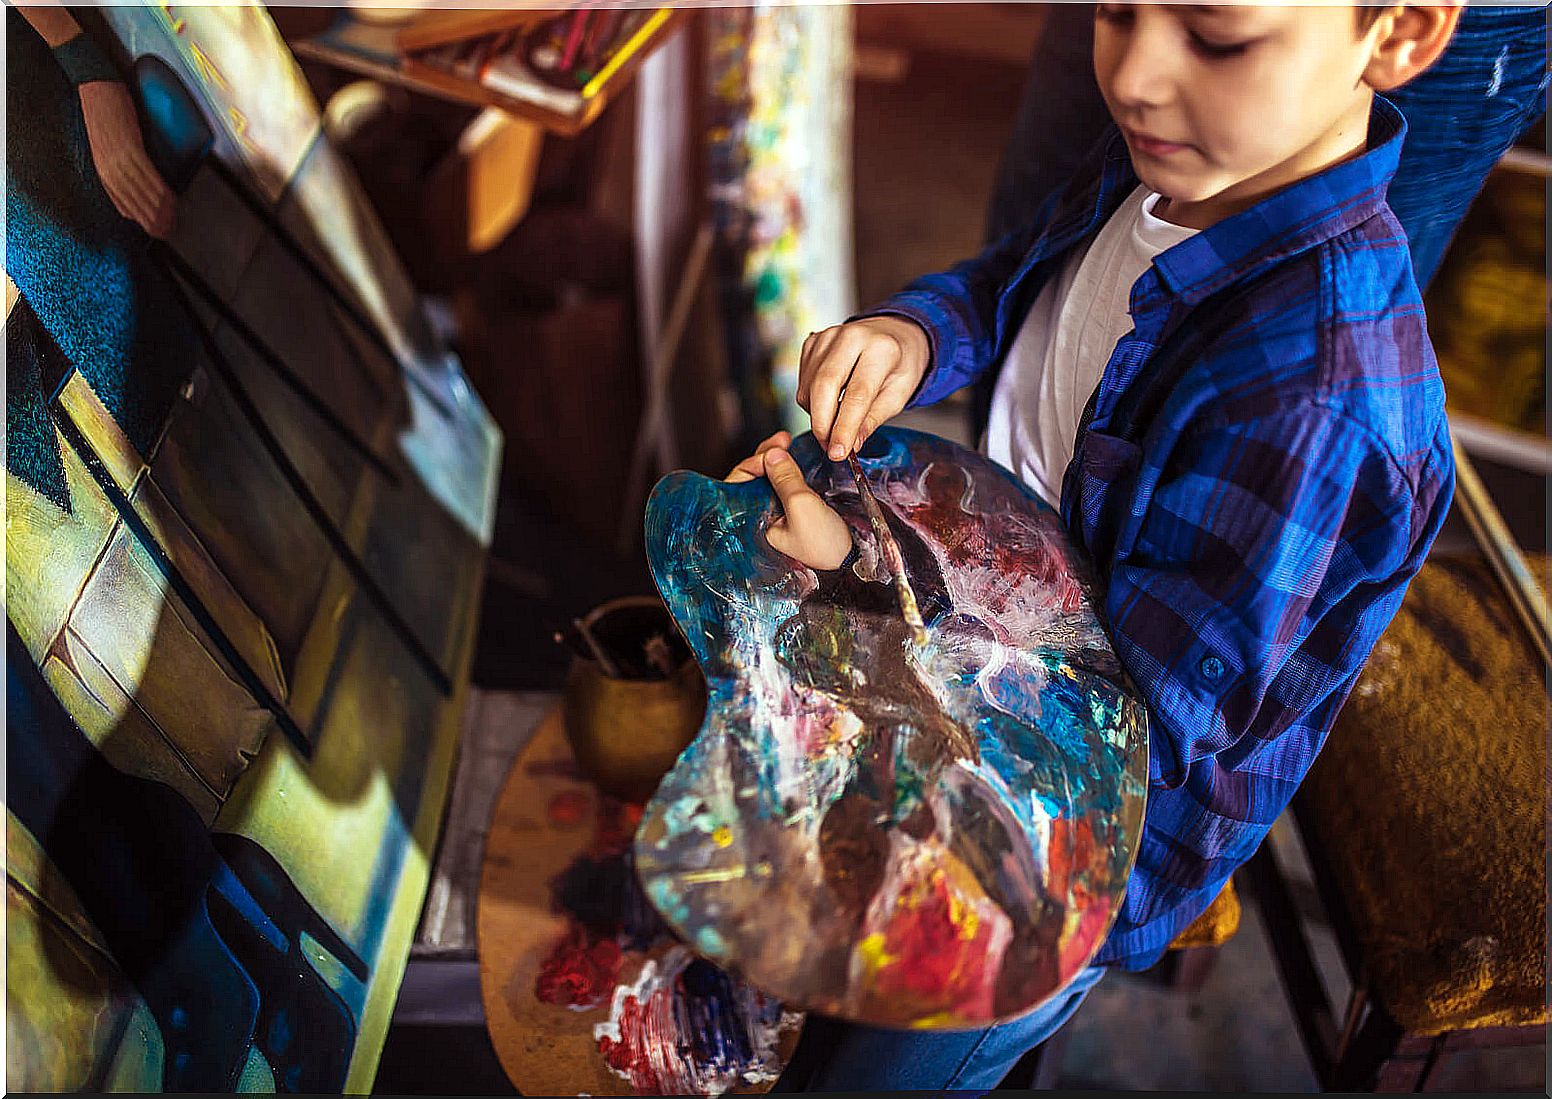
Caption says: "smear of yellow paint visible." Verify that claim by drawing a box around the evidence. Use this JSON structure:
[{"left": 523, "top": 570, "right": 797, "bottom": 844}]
[
  {"left": 857, "top": 932, "right": 894, "bottom": 977},
  {"left": 910, "top": 1011, "right": 964, "bottom": 1030},
  {"left": 940, "top": 870, "right": 981, "bottom": 941},
  {"left": 1058, "top": 906, "right": 1083, "bottom": 949},
  {"left": 958, "top": 903, "right": 980, "bottom": 941},
  {"left": 711, "top": 825, "right": 733, "bottom": 848}
]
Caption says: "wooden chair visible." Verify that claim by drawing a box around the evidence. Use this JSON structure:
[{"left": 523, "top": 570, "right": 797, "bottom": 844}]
[{"left": 1248, "top": 553, "right": 1546, "bottom": 1091}]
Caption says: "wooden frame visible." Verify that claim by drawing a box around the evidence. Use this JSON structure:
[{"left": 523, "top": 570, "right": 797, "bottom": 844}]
[
  {"left": 292, "top": 9, "right": 687, "bottom": 139},
  {"left": 1158, "top": 944, "right": 1225, "bottom": 995}
]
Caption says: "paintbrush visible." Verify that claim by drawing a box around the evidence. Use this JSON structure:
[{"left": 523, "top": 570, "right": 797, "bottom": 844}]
[
  {"left": 845, "top": 451, "right": 930, "bottom": 649},
  {"left": 572, "top": 615, "right": 623, "bottom": 678},
  {"left": 642, "top": 632, "right": 677, "bottom": 679}
]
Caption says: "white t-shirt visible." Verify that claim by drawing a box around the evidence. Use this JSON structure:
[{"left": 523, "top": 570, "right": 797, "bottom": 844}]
[{"left": 984, "top": 187, "right": 1199, "bottom": 507}]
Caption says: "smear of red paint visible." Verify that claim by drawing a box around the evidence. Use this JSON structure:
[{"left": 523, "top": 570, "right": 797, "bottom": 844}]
[
  {"left": 863, "top": 862, "right": 1007, "bottom": 1020},
  {"left": 900, "top": 463, "right": 992, "bottom": 569},
  {"left": 534, "top": 925, "right": 622, "bottom": 1009},
  {"left": 1046, "top": 816, "right": 1098, "bottom": 898},
  {"left": 592, "top": 796, "right": 645, "bottom": 856},
  {"left": 897, "top": 463, "right": 1086, "bottom": 613},
  {"left": 597, "top": 988, "right": 671, "bottom": 1093},
  {"left": 1047, "top": 816, "right": 1113, "bottom": 973},
  {"left": 547, "top": 790, "right": 591, "bottom": 827}
]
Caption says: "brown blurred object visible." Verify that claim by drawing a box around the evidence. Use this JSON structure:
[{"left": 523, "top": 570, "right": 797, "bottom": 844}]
[
  {"left": 394, "top": 7, "right": 556, "bottom": 52},
  {"left": 321, "top": 80, "right": 474, "bottom": 292},
  {"left": 855, "top": 3, "right": 1046, "bottom": 65},
  {"left": 1426, "top": 157, "right": 1547, "bottom": 436},
  {"left": 298, "top": 15, "right": 718, "bottom": 554},
  {"left": 1250, "top": 551, "right": 1548, "bottom": 1089},
  {"left": 564, "top": 658, "right": 704, "bottom": 803},
  {"left": 458, "top": 285, "right": 638, "bottom": 544},
  {"left": 452, "top": 199, "right": 640, "bottom": 543},
  {"left": 853, "top": 43, "right": 912, "bottom": 84},
  {"left": 560, "top": 596, "right": 707, "bottom": 802}
]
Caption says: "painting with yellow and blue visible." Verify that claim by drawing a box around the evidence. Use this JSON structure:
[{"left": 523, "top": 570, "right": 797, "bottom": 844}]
[
  {"left": 6, "top": 4, "right": 498, "bottom": 1091},
  {"left": 638, "top": 427, "right": 1148, "bottom": 1029}
]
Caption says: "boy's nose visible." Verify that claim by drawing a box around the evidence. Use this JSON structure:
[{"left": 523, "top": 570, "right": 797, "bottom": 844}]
[{"left": 1106, "top": 31, "right": 1177, "bottom": 110}]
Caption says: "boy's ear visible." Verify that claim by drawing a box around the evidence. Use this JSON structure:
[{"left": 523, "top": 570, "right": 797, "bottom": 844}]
[{"left": 1363, "top": 2, "right": 1464, "bottom": 93}]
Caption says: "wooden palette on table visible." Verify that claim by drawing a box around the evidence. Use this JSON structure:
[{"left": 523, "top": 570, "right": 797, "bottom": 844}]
[
  {"left": 477, "top": 705, "right": 803, "bottom": 1097},
  {"left": 639, "top": 427, "right": 1149, "bottom": 1029}
]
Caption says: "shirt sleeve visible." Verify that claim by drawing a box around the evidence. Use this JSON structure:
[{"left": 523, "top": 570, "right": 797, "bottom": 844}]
[{"left": 1102, "top": 405, "right": 1427, "bottom": 789}]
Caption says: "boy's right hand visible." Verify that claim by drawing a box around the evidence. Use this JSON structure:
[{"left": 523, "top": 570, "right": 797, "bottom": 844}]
[{"left": 798, "top": 315, "right": 930, "bottom": 461}]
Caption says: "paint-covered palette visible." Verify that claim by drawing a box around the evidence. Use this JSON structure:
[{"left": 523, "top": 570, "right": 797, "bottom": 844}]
[{"left": 640, "top": 427, "right": 1148, "bottom": 1028}]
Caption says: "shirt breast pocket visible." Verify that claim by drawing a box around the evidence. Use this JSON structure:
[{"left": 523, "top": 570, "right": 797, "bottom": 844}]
[{"left": 1071, "top": 428, "right": 1143, "bottom": 559}]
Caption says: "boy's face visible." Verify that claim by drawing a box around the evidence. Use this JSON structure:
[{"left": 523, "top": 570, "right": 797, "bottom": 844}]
[{"left": 1094, "top": 4, "right": 1384, "bottom": 226}]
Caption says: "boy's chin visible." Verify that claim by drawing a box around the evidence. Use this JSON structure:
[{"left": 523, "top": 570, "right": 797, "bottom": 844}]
[{"left": 1133, "top": 165, "right": 1227, "bottom": 210}]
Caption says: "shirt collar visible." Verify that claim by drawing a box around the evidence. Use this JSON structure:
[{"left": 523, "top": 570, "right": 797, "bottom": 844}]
[
  {"left": 1150, "top": 96, "right": 1408, "bottom": 304},
  {"left": 1035, "top": 135, "right": 1140, "bottom": 262}
]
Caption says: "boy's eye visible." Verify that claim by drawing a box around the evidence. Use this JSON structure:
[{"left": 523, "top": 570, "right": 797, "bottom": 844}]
[{"left": 1188, "top": 32, "right": 1253, "bottom": 59}]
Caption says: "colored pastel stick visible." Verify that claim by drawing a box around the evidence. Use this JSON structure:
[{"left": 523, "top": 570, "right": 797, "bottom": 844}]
[
  {"left": 559, "top": 9, "right": 590, "bottom": 71},
  {"left": 580, "top": 8, "right": 672, "bottom": 100}
]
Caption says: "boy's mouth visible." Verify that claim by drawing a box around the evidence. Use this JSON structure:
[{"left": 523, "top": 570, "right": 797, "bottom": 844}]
[{"left": 1124, "top": 128, "right": 1191, "bottom": 158}]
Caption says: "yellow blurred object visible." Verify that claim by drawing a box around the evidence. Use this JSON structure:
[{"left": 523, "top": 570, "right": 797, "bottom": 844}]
[
  {"left": 1426, "top": 165, "right": 1547, "bottom": 435},
  {"left": 1169, "top": 877, "right": 1241, "bottom": 951},
  {"left": 424, "top": 108, "right": 544, "bottom": 256}
]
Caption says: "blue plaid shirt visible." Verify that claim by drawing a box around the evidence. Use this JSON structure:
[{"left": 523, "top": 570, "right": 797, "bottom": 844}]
[{"left": 867, "top": 97, "right": 1455, "bottom": 969}]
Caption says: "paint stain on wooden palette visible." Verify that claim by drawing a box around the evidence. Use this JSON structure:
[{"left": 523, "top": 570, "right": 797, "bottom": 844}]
[
  {"left": 477, "top": 710, "right": 801, "bottom": 1098},
  {"left": 640, "top": 427, "right": 1149, "bottom": 1028},
  {"left": 534, "top": 797, "right": 800, "bottom": 1094}
]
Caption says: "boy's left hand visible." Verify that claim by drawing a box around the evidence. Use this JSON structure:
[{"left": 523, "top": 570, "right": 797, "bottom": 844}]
[{"left": 726, "top": 431, "right": 853, "bottom": 570}]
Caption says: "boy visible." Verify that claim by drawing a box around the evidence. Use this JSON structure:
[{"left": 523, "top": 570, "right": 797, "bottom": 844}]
[{"left": 726, "top": 4, "right": 1463, "bottom": 1090}]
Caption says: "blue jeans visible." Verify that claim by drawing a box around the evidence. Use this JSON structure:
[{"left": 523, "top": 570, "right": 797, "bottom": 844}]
[
  {"left": 1383, "top": 5, "right": 1552, "bottom": 287},
  {"left": 795, "top": 966, "right": 1106, "bottom": 1092}
]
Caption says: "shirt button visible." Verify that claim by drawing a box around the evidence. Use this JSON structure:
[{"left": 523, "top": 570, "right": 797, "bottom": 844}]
[{"left": 1200, "top": 655, "right": 1225, "bottom": 681}]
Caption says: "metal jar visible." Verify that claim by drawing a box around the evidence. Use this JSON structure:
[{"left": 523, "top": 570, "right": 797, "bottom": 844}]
[{"left": 561, "top": 596, "right": 707, "bottom": 803}]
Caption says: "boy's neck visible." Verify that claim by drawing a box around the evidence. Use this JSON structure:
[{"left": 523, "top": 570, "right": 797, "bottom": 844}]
[{"left": 1154, "top": 90, "right": 1376, "bottom": 232}]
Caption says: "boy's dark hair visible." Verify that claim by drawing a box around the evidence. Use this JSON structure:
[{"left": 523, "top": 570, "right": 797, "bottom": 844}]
[{"left": 1356, "top": 5, "right": 1389, "bottom": 32}]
